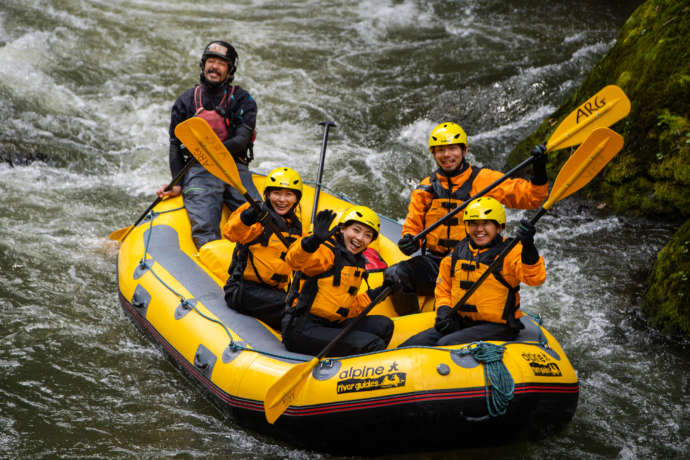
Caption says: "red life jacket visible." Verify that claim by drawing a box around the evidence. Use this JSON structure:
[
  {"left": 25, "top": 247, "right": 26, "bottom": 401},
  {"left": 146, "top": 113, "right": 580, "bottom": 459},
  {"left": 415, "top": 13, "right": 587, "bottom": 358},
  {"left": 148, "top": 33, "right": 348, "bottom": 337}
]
[{"left": 193, "top": 85, "right": 235, "bottom": 141}]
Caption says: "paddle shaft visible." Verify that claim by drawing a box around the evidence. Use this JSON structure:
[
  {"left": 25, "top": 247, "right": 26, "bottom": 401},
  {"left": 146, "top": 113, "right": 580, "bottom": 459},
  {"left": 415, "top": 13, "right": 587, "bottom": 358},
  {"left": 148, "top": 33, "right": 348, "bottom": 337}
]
[
  {"left": 315, "top": 286, "right": 393, "bottom": 359},
  {"left": 263, "top": 274, "right": 393, "bottom": 424},
  {"left": 310, "top": 121, "right": 336, "bottom": 225},
  {"left": 119, "top": 158, "right": 194, "bottom": 243},
  {"left": 411, "top": 155, "right": 536, "bottom": 244}
]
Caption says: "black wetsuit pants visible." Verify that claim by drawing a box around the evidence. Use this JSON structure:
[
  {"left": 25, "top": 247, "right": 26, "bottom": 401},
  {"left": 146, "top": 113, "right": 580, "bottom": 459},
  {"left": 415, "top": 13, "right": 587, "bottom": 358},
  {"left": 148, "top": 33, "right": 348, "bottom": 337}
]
[
  {"left": 281, "top": 312, "right": 394, "bottom": 357},
  {"left": 400, "top": 321, "right": 519, "bottom": 347},
  {"left": 383, "top": 253, "right": 443, "bottom": 315},
  {"left": 224, "top": 279, "right": 285, "bottom": 330},
  {"left": 183, "top": 161, "right": 260, "bottom": 249}
]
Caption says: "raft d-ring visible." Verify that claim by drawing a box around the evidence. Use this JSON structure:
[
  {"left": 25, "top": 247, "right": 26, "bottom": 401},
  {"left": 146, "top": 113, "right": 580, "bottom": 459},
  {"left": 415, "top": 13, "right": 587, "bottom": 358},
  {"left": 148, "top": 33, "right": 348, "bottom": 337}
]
[
  {"left": 313, "top": 359, "right": 341, "bottom": 381},
  {"left": 174, "top": 298, "right": 198, "bottom": 320}
]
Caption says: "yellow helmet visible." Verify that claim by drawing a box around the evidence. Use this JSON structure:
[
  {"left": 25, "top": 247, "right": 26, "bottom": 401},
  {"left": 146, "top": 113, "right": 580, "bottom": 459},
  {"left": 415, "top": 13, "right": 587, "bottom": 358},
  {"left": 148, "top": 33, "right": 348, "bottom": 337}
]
[
  {"left": 339, "top": 205, "right": 380, "bottom": 240},
  {"left": 428, "top": 122, "right": 468, "bottom": 152},
  {"left": 463, "top": 197, "right": 506, "bottom": 226},
  {"left": 264, "top": 167, "right": 303, "bottom": 199}
]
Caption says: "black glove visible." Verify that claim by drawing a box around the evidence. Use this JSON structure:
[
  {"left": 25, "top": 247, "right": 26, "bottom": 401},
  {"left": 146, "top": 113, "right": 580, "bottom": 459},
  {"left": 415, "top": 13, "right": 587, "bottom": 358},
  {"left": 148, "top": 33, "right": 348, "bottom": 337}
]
[
  {"left": 314, "top": 209, "right": 337, "bottom": 241},
  {"left": 530, "top": 144, "right": 548, "bottom": 185},
  {"left": 434, "top": 305, "right": 458, "bottom": 333},
  {"left": 515, "top": 219, "right": 536, "bottom": 244},
  {"left": 301, "top": 209, "right": 337, "bottom": 252},
  {"left": 382, "top": 270, "right": 401, "bottom": 293},
  {"left": 515, "top": 219, "right": 539, "bottom": 264},
  {"left": 367, "top": 285, "right": 393, "bottom": 301},
  {"left": 397, "top": 234, "right": 419, "bottom": 256},
  {"left": 240, "top": 202, "right": 269, "bottom": 226}
]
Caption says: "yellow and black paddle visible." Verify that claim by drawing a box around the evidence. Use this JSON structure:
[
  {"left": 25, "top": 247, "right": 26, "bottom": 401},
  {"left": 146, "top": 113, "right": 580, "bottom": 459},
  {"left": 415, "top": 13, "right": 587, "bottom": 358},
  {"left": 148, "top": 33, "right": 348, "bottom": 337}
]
[
  {"left": 173, "top": 117, "right": 292, "bottom": 248},
  {"left": 263, "top": 126, "right": 623, "bottom": 425},
  {"left": 263, "top": 285, "right": 393, "bottom": 424},
  {"left": 449, "top": 126, "right": 624, "bottom": 314},
  {"left": 410, "top": 85, "right": 631, "bottom": 246}
]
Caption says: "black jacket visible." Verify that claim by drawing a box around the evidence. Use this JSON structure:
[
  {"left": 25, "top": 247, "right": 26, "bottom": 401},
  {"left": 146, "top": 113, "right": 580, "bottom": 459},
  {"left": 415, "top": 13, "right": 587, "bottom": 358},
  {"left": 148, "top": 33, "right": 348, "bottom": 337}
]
[{"left": 168, "top": 80, "right": 257, "bottom": 177}]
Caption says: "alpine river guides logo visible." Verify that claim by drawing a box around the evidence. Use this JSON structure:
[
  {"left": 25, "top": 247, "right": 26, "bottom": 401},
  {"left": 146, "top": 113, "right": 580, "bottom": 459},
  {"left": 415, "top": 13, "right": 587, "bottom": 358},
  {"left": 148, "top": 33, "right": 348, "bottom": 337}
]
[{"left": 336, "top": 361, "right": 406, "bottom": 394}]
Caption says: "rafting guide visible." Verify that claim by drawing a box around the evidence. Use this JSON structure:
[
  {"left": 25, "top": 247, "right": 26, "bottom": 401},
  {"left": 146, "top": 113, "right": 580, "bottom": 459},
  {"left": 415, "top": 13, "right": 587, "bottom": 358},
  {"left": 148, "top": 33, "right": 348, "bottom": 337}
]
[{"left": 157, "top": 40, "right": 259, "bottom": 250}]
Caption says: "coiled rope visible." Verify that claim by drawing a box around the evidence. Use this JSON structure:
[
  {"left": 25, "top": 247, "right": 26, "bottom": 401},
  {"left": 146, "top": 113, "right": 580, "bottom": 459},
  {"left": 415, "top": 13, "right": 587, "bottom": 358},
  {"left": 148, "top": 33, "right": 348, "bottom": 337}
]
[{"left": 457, "top": 341, "right": 514, "bottom": 417}]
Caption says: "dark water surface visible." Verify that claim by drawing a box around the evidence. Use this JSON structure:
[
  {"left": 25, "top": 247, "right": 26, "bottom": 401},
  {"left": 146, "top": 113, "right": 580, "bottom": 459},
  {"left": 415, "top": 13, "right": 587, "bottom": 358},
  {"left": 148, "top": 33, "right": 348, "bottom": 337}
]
[{"left": 1, "top": 0, "right": 688, "bottom": 458}]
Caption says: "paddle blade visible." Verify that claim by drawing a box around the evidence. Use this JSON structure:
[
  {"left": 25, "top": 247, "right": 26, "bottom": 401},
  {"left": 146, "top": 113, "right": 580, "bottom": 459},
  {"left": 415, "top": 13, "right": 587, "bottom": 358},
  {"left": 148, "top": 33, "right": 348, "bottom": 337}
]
[
  {"left": 543, "top": 127, "right": 624, "bottom": 209},
  {"left": 546, "top": 85, "right": 630, "bottom": 152},
  {"left": 174, "top": 117, "right": 247, "bottom": 194},
  {"left": 109, "top": 225, "right": 132, "bottom": 241},
  {"left": 264, "top": 358, "right": 319, "bottom": 424}
]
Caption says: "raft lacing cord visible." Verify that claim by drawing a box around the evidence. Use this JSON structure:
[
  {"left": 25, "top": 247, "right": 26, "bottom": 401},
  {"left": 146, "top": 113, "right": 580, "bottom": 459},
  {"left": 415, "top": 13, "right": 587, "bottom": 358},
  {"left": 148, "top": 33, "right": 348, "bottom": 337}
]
[
  {"left": 138, "top": 210, "right": 311, "bottom": 362},
  {"left": 457, "top": 342, "right": 513, "bottom": 417}
]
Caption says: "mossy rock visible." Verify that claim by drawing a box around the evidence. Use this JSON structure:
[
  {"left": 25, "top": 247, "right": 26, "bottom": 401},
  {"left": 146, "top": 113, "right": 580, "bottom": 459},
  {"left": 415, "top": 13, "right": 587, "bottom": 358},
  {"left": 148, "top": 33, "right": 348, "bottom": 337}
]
[
  {"left": 644, "top": 219, "right": 690, "bottom": 336},
  {"left": 508, "top": 0, "right": 690, "bottom": 218},
  {"left": 507, "top": 0, "right": 690, "bottom": 338}
]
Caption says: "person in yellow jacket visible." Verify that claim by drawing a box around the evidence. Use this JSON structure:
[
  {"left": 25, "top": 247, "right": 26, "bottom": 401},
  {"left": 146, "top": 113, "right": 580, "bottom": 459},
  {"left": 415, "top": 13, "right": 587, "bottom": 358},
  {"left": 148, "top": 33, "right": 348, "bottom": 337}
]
[
  {"left": 281, "top": 206, "right": 394, "bottom": 357},
  {"left": 222, "top": 167, "right": 304, "bottom": 329},
  {"left": 385, "top": 122, "right": 549, "bottom": 315},
  {"left": 400, "top": 197, "right": 546, "bottom": 346}
]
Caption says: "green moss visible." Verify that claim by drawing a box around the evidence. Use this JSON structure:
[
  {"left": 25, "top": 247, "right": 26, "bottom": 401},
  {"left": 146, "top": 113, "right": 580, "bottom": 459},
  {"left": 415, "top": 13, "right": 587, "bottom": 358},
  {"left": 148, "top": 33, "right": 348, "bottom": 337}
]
[
  {"left": 508, "top": 0, "right": 690, "bottom": 219},
  {"left": 616, "top": 71, "right": 633, "bottom": 88},
  {"left": 644, "top": 219, "right": 690, "bottom": 336}
]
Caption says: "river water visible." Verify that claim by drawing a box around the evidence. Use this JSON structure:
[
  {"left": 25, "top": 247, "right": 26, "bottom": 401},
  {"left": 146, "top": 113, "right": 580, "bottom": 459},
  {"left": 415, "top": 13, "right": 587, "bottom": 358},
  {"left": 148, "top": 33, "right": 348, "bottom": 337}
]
[{"left": 1, "top": 0, "right": 688, "bottom": 458}]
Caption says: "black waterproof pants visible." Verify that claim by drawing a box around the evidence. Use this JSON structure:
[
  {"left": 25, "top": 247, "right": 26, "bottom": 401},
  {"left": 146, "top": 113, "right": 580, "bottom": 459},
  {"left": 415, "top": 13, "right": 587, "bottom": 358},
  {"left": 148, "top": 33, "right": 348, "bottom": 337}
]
[
  {"left": 400, "top": 321, "right": 519, "bottom": 347},
  {"left": 281, "top": 313, "right": 394, "bottom": 357},
  {"left": 384, "top": 253, "right": 443, "bottom": 315},
  {"left": 183, "top": 162, "right": 260, "bottom": 249},
  {"left": 224, "top": 279, "right": 286, "bottom": 330}
]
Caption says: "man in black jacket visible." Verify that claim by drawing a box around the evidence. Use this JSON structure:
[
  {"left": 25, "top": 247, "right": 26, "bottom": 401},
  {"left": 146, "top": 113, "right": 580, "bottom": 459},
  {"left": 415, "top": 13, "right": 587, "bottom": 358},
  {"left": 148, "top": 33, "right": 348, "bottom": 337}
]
[{"left": 157, "top": 40, "right": 260, "bottom": 249}]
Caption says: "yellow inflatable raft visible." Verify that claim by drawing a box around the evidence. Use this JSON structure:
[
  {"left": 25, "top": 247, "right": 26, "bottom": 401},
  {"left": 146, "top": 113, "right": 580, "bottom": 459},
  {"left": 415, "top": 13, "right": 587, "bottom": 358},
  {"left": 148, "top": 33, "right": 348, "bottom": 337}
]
[{"left": 117, "top": 175, "right": 578, "bottom": 454}]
